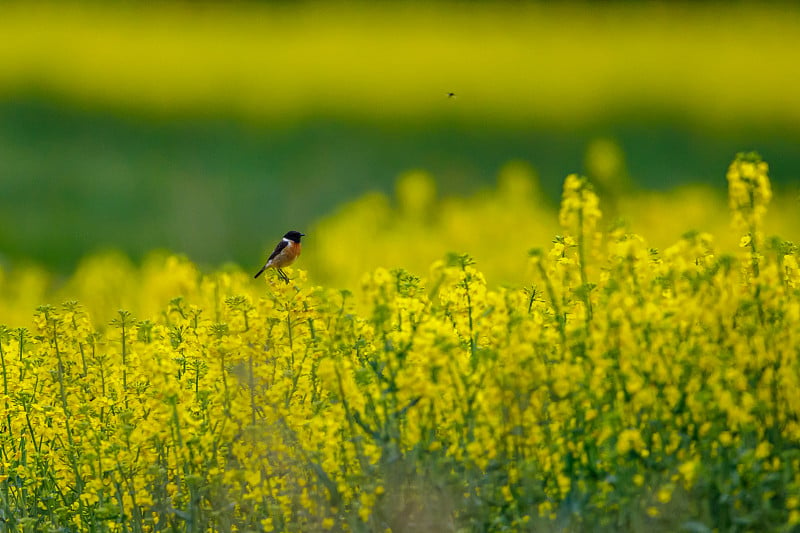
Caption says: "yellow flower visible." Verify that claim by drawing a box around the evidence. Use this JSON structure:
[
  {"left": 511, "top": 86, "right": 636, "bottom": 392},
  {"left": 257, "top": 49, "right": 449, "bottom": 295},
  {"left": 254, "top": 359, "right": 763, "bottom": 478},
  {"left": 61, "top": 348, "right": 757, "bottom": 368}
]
[
  {"left": 657, "top": 485, "right": 673, "bottom": 504},
  {"left": 616, "top": 429, "right": 645, "bottom": 455},
  {"left": 755, "top": 441, "right": 771, "bottom": 460},
  {"left": 678, "top": 459, "right": 699, "bottom": 488}
]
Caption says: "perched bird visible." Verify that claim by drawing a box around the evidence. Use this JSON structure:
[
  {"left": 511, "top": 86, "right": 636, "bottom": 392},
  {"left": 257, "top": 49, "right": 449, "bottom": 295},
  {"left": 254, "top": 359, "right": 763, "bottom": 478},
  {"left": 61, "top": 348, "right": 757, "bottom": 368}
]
[{"left": 254, "top": 230, "right": 305, "bottom": 283}]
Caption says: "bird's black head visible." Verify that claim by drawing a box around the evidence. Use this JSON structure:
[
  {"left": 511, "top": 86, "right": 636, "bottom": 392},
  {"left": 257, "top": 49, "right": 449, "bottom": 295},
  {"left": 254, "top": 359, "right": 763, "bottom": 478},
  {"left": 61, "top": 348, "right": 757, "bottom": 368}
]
[{"left": 284, "top": 231, "right": 305, "bottom": 243}]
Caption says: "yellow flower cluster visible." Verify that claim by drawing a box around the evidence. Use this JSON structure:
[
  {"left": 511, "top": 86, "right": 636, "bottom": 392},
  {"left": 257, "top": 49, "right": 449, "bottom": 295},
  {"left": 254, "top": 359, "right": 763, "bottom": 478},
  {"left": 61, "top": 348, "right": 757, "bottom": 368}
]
[
  {"left": 0, "top": 154, "right": 798, "bottom": 530},
  {"left": 727, "top": 152, "right": 774, "bottom": 281},
  {"left": 727, "top": 152, "right": 772, "bottom": 232}
]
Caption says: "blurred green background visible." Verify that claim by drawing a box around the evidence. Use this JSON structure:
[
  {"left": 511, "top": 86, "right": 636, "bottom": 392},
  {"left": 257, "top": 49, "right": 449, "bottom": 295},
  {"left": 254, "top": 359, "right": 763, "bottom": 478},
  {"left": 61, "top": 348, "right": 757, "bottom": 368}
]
[{"left": 1, "top": 1, "right": 799, "bottom": 276}]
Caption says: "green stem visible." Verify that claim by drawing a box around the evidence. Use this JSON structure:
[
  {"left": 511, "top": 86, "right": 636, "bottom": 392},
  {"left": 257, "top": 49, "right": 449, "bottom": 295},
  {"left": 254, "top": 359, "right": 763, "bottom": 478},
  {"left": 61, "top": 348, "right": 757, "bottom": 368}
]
[
  {"left": 120, "top": 317, "right": 129, "bottom": 410},
  {"left": 51, "top": 318, "right": 85, "bottom": 496},
  {"left": 536, "top": 261, "right": 567, "bottom": 345},
  {"left": 460, "top": 260, "right": 477, "bottom": 369},
  {"left": 70, "top": 314, "right": 88, "bottom": 377},
  {"left": 577, "top": 201, "right": 593, "bottom": 324},
  {"left": 0, "top": 334, "right": 13, "bottom": 446}
]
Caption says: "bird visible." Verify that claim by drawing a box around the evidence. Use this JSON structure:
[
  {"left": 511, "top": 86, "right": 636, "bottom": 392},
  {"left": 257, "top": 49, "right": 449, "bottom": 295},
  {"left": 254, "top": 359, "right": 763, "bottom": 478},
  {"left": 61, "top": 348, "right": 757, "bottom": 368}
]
[
  {"left": 254, "top": 230, "right": 305, "bottom": 283},
  {"left": 447, "top": 92, "right": 456, "bottom": 98}
]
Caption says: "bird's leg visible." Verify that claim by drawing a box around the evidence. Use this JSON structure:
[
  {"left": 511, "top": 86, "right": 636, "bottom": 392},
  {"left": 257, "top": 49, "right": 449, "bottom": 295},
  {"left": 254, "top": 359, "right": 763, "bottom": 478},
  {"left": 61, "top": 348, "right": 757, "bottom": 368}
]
[{"left": 277, "top": 268, "right": 290, "bottom": 283}]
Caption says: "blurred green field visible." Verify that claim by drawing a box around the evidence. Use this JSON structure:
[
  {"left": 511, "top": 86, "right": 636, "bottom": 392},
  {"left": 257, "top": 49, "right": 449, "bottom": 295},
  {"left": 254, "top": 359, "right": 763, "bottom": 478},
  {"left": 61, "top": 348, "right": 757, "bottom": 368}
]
[{"left": 1, "top": 100, "right": 798, "bottom": 277}]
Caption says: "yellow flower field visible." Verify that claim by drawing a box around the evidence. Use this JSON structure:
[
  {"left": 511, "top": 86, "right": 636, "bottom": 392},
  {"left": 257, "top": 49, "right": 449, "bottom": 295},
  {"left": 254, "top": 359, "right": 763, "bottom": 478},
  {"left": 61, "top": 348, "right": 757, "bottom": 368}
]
[
  {"left": 0, "top": 153, "right": 799, "bottom": 531},
  {"left": 2, "top": 3, "right": 800, "bottom": 128}
]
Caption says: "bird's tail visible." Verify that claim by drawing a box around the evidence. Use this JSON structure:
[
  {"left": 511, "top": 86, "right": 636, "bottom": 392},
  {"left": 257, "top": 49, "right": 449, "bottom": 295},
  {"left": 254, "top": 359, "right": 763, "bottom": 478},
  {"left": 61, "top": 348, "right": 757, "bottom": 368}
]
[{"left": 254, "top": 265, "right": 267, "bottom": 279}]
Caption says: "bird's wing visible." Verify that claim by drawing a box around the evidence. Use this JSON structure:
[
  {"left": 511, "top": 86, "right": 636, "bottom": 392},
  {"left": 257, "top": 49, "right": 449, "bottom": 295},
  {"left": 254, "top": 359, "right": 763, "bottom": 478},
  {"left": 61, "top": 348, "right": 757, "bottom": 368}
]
[{"left": 267, "top": 240, "right": 289, "bottom": 263}]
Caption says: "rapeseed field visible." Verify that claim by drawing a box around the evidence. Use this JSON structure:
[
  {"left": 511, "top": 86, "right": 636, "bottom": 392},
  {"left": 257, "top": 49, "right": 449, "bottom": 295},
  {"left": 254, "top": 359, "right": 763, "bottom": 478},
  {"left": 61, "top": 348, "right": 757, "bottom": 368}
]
[
  {"left": 0, "top": 153, "right": 798, "bottom": 532},
  {"left": 2, "top": 3, "right": 800, "bottom": 128}
]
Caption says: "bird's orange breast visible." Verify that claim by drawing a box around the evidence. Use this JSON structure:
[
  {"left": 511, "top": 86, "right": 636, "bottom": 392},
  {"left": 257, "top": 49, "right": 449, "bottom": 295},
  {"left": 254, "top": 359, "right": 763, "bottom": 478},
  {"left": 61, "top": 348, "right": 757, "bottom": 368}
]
[{"left": 269, "top": 242, "right": 301, "bottom": 268}]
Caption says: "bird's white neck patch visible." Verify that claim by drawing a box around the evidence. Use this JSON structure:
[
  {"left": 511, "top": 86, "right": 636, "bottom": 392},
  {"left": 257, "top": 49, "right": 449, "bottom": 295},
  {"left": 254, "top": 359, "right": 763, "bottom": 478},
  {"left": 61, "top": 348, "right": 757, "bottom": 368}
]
[{"left": 283, "top": 238, "right": 291, "bottom": 243}]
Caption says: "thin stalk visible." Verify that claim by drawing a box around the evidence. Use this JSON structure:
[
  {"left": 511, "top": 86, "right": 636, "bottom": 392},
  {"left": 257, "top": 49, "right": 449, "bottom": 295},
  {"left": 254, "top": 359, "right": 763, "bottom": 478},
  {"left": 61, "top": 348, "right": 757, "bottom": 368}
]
[
  {"left": 577, "top": 202, "right": 594, "bottom": 324},
  {"left": 51, "top": 317, "right": 85, "bottom": 497}
]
